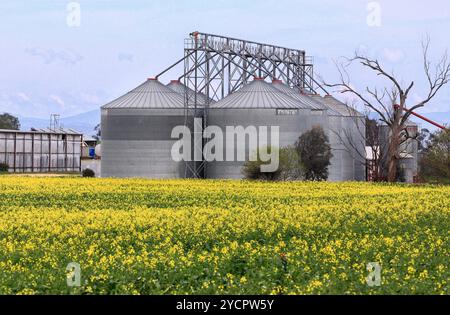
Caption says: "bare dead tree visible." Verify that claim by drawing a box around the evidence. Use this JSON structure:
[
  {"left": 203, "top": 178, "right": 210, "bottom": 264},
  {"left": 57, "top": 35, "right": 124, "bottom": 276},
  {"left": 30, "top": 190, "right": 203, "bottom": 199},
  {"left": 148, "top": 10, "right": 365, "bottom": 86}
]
[
  {"left": 324, "top": 36, "right": 450, "bottom": 182},
  {"left": 328, "top": 98, "right": 420, "bottom": 182},
  {"left": 336, "top": 105, "right": 385, "bottom": 181}
]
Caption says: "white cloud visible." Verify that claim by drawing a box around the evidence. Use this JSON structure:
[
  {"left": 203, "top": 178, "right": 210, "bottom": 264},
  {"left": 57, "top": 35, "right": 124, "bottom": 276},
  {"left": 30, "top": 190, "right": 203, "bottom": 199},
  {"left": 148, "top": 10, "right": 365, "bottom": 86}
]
[
  {"left": 25, "top": 48, "right": 83, "bottom": 65},
  {"left": 383, "top": 48, "right": 405, "bottom": 63},
  {"left": 80, "top": 93, "right": 101, "bottom": 104},
  {"left": 49, "top": 94, "right": 65, "bottom": 108},
  {"left": 17, "top": 92, "right": 30, "bottom": 102}
]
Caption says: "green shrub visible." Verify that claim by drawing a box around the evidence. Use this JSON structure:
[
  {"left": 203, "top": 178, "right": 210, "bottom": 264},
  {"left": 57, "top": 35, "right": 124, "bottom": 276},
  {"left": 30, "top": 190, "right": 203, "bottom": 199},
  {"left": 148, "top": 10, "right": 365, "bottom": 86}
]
[
  {"left": 242, "top": 149, "right": 279, "bottom": 180},
  {"left": 396, "top": 165, "right": 406, "bottom": 183},
  {"left": 419, "top": 129, "right": 450, "bottom": 183},
  {"left": 242, "top": 146, "right": 303, "bottom": 181},
  {"left": 82, "top": 168, "right": 95, "bottom": 178},
  {"left": 296, "top": 126, "right": 332, "bottom": 181},
  {"left": 0, "top": 163, "right": 8, "bottom": 172}
]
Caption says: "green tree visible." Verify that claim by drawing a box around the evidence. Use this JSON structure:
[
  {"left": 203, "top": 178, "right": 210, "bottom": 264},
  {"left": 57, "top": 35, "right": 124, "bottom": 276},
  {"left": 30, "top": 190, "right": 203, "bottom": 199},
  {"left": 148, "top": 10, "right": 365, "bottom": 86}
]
[
  {"left": 93, "top": 123, "right": 101, "bottom": 141},
  {"left": 277, "top": 145, "right": 304, "bottom": 181},
  {"left": 419, "top": 128, "right": 450, "bottom": 182},
  {"left": 0, "top": 113, "right": 20, "bottom": 130},
  {"left": 296, "top": 126, "right": 333, "bottom": 181},
  {"left": 242, "top": 146, "right": 303, "bottom": 181}
]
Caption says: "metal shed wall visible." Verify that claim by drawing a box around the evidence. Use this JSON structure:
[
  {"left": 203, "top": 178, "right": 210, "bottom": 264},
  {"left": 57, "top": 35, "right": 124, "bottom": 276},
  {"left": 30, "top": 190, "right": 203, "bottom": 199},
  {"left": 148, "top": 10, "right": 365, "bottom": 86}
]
[{"left": 0, "top": 129, "right": 82, "bottom": 173}]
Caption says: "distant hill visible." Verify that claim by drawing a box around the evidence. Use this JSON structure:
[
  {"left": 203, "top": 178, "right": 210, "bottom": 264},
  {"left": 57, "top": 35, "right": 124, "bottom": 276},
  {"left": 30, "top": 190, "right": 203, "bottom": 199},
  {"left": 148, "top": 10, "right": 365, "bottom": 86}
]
[{"left": 18, "top": 109, "right": 100, "bottom": 137}]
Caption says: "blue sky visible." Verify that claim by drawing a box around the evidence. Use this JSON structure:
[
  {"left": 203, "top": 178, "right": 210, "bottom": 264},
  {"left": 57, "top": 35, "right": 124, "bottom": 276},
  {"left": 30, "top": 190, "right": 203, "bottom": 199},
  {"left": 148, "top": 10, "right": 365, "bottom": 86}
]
[{"left": 1, "top": 0, "right": 449, "bottom": 119}]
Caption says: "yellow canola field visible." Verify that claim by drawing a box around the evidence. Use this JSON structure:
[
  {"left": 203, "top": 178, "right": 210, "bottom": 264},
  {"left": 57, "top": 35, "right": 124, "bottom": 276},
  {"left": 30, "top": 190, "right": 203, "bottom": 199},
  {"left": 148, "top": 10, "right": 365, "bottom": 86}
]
[{"left": 0, "top": 177, "right": 448, "bottom": 295}]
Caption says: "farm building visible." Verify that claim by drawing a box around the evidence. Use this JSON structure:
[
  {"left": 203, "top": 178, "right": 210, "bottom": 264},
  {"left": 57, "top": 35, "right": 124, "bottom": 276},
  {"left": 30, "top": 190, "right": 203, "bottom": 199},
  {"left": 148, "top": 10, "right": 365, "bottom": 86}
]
[
  {"left": 101, "top": 78, "right": 189, "bottom": 178},
  {"left": 101, "top": 77, "right": 366, "bottom": 180},
  {"left": 0, "top": 128, "right": 83, "bottom": 173},
  {"left": 100, "top": 32, "right": 367, "bottom": 181}
]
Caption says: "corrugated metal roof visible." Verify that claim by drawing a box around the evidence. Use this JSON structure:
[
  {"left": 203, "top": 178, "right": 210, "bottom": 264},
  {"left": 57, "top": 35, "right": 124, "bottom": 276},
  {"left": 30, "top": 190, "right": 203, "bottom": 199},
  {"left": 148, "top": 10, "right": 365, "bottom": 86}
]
[
  {"left": 271, "top": 80, "right": 328, "bottom": 111},
  {"left": 321, "top": 95, "right": 364, "bottom": 117},
  {"left": 210, "top": 79, "right": 310, "bottom": 109},
  {"left": 308, "top": 94, "right": 345, "bottom": 116},
  {"left": 166, "top": 80, "right": 214, "bottom": 105},
  {"left": 34, "top": 127, "right": 82, "bottom": 134},
  {"left": 0, "top": 128, "right": 82, "bottom": 135},
  {"left": 102, "top": 79, "right": 184, "bottom": 109}
]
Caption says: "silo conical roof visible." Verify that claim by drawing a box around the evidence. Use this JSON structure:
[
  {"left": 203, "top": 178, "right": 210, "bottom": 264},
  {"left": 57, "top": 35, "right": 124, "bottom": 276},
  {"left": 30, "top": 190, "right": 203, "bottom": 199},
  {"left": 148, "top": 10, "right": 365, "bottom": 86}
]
[
  {"left": 321, "top": 95, "right": 364, "bottom": 117},
  {"left": 102, "top": 78, "right": 184, "bottom": 109},
  {"left": 210, "top": 79, "right": 311, "bottom": 109},
  {"left": 308, "top": 94, "right": 344, "bottom": 116},
  {"left": 166, "top": 80, "right": 213, "bottom": 105},
  {"left": 271, "top": 80, "right": 327, "bottom": 110}
]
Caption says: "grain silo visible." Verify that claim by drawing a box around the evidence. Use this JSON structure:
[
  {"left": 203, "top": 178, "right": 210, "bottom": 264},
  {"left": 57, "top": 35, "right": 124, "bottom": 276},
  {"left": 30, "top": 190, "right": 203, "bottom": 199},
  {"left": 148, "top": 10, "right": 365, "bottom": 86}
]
[
  {"left": 311, "top": 94, "right": 366, "bottom": 181},
  {"left": 207, "top": 78, "right": 313, "bottom": 179},
  {"left": 270, "top": 82, "right": 361, "bottom": 181},
  {"left": 101, "top": 78, "right": 188, "bottom": 178},
  {"left": 378, "top": 121, "right": 418, "bottom": 183},
  {"left": 322, "top": 95, "right": 366, "bottom": 181}
]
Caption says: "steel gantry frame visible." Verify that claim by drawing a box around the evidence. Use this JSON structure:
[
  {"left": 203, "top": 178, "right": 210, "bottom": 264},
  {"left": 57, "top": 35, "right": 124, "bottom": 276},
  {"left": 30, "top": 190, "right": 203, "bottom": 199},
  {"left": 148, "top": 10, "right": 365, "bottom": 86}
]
[
  {"left": 181, "top": 32, "right": 323, "bottom": 99},
  {"left": 156, "top": 31, "right": 326, "bottom": 178}
]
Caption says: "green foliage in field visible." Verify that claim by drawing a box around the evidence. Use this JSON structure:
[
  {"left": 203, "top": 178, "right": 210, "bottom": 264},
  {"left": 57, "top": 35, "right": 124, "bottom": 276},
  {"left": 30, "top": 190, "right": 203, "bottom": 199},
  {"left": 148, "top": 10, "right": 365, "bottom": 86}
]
[{"left": 0, "top": 178, "right": 448, "bottom": 295}]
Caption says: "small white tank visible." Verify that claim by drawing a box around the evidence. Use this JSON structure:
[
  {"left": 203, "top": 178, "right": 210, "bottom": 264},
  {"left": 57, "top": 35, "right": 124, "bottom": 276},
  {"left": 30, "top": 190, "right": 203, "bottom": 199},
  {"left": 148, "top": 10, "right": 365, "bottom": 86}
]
[{"left": 95, "top": 144, "right": 102, "bottom": 158}]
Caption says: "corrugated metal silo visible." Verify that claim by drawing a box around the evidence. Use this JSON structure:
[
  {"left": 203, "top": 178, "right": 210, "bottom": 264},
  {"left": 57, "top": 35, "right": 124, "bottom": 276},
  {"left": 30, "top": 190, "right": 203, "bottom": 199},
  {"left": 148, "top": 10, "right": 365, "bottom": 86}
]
[
  {"left": 379, "top": 121, "right": 418, "bottom": 183},
  {"left": 207, "top": 78, "right": 313, "bottom": 179},
  {"left": 308, "top": 94, "right": 346, "bottom": 181},
  {"left": 101, "top": 78, "right": 188, "bottom": 178},
  {"left": 320, "top": 95, "right": 366, "bottom": 181},
  {"left": 271, "top": 81, "right": 353, "bottom": 181}
]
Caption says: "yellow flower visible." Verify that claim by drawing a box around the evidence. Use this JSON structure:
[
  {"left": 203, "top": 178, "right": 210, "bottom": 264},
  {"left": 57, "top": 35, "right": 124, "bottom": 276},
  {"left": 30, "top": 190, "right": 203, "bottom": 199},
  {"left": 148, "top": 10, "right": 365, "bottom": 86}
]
[
  {"left": 419, "top": 270, "right": 428, "bottom": 280},
  {"left": 407, "top": 266, "right": 416, "bottom": 275},
  {"left": 0, "top": 177, "right": 447, "bottom": 295}
]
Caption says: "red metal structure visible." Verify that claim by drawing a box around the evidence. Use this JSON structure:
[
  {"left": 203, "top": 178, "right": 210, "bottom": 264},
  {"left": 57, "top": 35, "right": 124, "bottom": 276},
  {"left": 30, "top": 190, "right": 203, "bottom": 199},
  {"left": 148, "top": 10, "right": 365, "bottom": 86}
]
[
  {"left": 407, "top": 110, "right": 448, "bottom": 130},
  {"left": 394, "top": 104, "right": 448, "bottom": 130}
]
